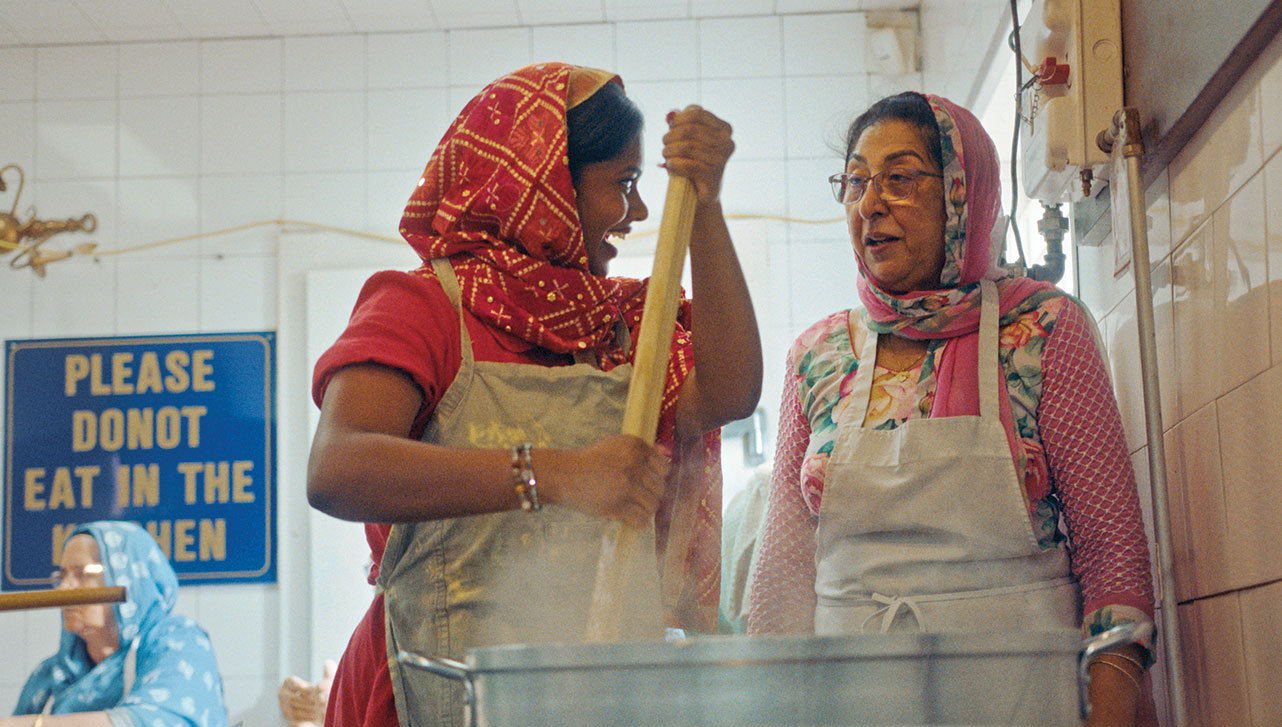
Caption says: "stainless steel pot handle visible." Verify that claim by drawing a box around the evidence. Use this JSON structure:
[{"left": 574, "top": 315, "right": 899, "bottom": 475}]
[
  {"left": 397, "top": 651, "right": 477, "bottom": 727},
  {"left": 1077, "top": 621, "right": 1155, "bottom": 721}
]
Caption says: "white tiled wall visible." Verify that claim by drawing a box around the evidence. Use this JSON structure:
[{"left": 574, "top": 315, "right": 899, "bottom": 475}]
[
  {"left": 1083, "top": 25, "right": 1282, "bottom": 727},
  {"left": 0, "top": 13, "right": 924, "bottom": 725}
]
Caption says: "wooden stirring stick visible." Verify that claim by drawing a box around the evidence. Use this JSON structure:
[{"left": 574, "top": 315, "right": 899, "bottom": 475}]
[
  {"left": 0, "top": 586, "right": 126, "bottom": 612},
  {"left": 584, "top": 175, "right": 698, "bottom": 642}
]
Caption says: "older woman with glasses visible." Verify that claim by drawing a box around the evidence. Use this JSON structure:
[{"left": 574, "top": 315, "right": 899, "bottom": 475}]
[
  {"left": 5, "top": 521, "right": 227, "bottom": 727},
  {"left": 746, "top": 92, "right": 1155, "bottom": 726}
]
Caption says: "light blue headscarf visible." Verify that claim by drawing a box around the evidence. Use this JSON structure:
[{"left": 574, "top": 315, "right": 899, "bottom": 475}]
[{"left": 13, "top": 521, "right": 228, "bottom": 727}]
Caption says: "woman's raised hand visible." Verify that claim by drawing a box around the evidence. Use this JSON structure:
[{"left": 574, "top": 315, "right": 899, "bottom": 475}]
[
  {"left": 537, "top": 434, "right": 670, "bottom": 529},
  {"left": 662, "top": 105, "right": 734, "bottom": 205}
]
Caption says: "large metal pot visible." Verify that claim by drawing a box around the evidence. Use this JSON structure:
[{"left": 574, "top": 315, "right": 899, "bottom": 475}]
[{"left": 398, "top": 624, "right": 1143, "bottom": 726}]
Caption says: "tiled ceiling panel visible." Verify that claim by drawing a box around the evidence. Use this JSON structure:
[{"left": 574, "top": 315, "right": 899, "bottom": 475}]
[
  {"left": 76, "top": 0, "right": 186, "bottom": 42},
  {"left": 517, "top": 0, "right": 606, "bottom": 26},
  {"left": 603, "top": 0, "right": 689, "bottom": 23},
  {"left": 689, "top": 0, "right": 775, "bottom": 18},
  {"left": 163, "top": 0, "right": 272, "bottom": 39},
  {"left": 254, "top": 0, "right": 353, "bottom": 36},
  {"left": 429, "top": 0, "right": 521, "bottom": 29},
  {"left": 340, "top": 0, "right": 439, "bottom": 34},
  {"left": 0, "top": 0, "right": 105, "bottom": 44}
]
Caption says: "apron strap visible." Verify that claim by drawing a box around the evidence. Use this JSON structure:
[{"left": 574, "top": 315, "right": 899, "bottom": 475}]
[
  {"left": 847, "top": 309, "right": 880, "bottom": 424},
  {"left": 430, "top": 258, "right": 475, "bottom": 368},
  {"left": 977, "top": 279, "right": 999, "bottom": 420}
]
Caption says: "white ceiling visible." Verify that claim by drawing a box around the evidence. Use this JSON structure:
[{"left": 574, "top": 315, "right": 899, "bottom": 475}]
[{"left": 0, "top": 0, "right": 925, "bottom": 45}]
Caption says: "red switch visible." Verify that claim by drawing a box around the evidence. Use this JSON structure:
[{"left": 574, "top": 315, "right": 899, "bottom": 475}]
[{"left": 1037, "top": 57, "right": 1070, "bottom": 85}]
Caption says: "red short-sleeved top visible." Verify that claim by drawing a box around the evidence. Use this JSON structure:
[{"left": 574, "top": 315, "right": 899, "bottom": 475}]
[{"left": 312, "top": 268, "right": 575, "bottom": 580}]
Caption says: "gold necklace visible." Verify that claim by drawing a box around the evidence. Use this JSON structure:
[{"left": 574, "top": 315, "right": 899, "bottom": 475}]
[{"left": 881, "top": 345, "right": 928, "bottom": 373}]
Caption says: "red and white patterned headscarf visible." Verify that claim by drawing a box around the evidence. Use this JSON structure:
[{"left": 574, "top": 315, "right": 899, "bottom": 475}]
[{"left": 400, "top": 64, "right": 639, "bottom": 355}]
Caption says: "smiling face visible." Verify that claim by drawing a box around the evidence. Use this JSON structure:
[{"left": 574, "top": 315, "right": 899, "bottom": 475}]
[
  {"left": 847, "top": 119, "right": 948, "bottom": 294},
  {"left": 574, "top": 134, "right": 648, "bottom": 276},
  {"left": 58, "top": 533, "right": 115, "bottom": 637}
]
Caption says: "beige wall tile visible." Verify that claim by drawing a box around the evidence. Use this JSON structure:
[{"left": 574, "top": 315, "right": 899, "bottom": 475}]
[
  {"left": 1170, "top": 172, "right": 1270, "bottom": 423},
  {"left": 1169, "top": 75, "right": 1263, "bottom": 252},
  {"left": 1212, "top": 173, "right": 1270, "bottom": 395},
  {"left": 1262, "top": 151, "right": 1282, "bottom": 366},
  {"left": 1168, "top": 402, "right": 1229, "bottom": 599},
  {"left": 1181, "top": 594, "right": 1251, "bottom": 726},
  {"left": 1151, "top": 259, "right": 1178, "bottom": 427},
  {"left": 1160, "top": 422, "right": 1196, "bottom": 602},
  {"left": 1105, "top": 260, "right": 1177, "bottom": 455},
  {"left": 1238, "top": 581, "right": 1282, "bottom": 726},
  {"left": 1140, "top": 606, "right": 1170, "bottom": 727},
  {"left": 1145, "top": 168, "right": 1174, "bottom": 271},
  {"left": 1076, "top": 150, "right": 1170, "bottom": 321},
  {"left": 1128, "top": 449, "right": 1161, "bottom": 599},
  {"left": 1256, "top": 27, "right": 1282, "bottom": 161},
  {"left": 1175, "top": 601, "right": 1207, "bottom": 724},
  {"left": 1076, "top": 236, "right": 1127, "bottom": 322},
  {"left": 1216, "top": 364, "right": 1282, "bottom": 589},
  {"left": 1103, "top": 297, "right": 1141, "bottom": 454},
  {"left": 1170, "top": 220, "right": 1218, "bottom": 419}
]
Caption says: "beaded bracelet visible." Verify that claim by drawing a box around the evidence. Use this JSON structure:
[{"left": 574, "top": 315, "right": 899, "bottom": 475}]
[{"left": 510, "top": 443, "right": 540, "bottom": 512}]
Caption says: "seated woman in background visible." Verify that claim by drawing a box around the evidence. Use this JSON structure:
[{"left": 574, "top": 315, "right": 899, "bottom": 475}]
[
  {"left": 746, "top": 91, "right": 1155, "bottom": 727},
  {"left": 5, "top": 521, "right": 227, "bottom": 727}
]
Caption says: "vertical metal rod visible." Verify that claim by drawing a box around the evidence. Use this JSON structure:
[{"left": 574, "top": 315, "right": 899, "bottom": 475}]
[{"left": 1117, "top": 110, "right": 1189, "bottom": 727}]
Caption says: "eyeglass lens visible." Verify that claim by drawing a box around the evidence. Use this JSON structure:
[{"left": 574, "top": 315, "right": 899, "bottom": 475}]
[
  {"left": 52, "top": 563, "right": 104, "bottom": 586},
  {"left": 832, "top": 171, "right": 920, "bottom": 204}
]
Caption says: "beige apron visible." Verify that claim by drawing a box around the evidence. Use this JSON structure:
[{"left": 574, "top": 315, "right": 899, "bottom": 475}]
[
  {"left": 814, "top": 280, "right": 1079, "bottom": 634},
  {"left": 380, "top": 259, "right": 663, "bottom": 727}
]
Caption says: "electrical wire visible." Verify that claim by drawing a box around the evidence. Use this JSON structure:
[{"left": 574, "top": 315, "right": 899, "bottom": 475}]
[
  {"left": 2, "top": 213, "right": 847, "bottom": 275},
  {"left": 1007, "top": 0, "right": 1028, "bottom": 270}
]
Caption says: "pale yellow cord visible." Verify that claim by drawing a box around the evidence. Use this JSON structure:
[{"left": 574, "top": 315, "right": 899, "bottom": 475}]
[{"left": 4, "top": 213, "right": 846, "bottom": 275}]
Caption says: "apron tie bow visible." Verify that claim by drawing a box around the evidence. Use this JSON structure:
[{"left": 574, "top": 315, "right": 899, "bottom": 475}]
[{"left": 862, "top": 592, "right": 928, "bottom": 632}]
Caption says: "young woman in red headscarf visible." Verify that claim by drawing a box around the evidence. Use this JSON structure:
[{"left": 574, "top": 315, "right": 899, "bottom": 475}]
[
  {"left": 747, "top": 92, "right": 1155, "bottom": 726},
  {"left": 307, "top": 63, "right": 761, "bottom": 727}
]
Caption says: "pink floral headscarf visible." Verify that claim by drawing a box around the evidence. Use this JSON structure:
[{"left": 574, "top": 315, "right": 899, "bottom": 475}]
[{"left": 855, "top": 93, "right": 1062, "bottom": 463}]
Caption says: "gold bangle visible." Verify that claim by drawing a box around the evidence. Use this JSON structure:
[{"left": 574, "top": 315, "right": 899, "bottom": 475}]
[
  {"left": 510, "top": 443, "right": 540, "bottom": 512},
  {"left": 33, "top": 715, "right": 45, "bottom": 727},
  {"left": 1097, "top": 650, "right": 1145, "bottom": 672},
  {"left": 1090, "top": 657, "right": 1142, "bottom": 692}
]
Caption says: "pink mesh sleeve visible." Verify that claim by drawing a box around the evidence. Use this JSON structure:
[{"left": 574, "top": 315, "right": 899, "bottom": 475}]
[
  {"left": 1040, "top": 301, "right": 1155, "bottom": 619},
  {"left": 746, "top": 365, "right": 818, "bottom": 634}
]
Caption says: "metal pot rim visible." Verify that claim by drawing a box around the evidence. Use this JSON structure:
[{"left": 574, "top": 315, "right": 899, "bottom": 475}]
[{"left": 463, "top": 628, "right": 1084, "bottom": 672}]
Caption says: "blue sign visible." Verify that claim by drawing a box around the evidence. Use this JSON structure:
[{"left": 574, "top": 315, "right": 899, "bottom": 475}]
[{"left": 4, "top": 333, "right": 276, "bottom": 590}]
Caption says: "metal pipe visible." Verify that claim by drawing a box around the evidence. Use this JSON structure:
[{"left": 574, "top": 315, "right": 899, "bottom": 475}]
[
  {"left": 1029, "top": 203, "right": 1068, "bottom": 283},
  {"left": 1105, "top": 107, "right": 1189, "bottom": 727}
]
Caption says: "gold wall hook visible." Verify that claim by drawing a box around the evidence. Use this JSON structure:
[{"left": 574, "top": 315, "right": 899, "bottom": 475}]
[{"left": 0, "top": 163, "right": 98, "bottom": 275}]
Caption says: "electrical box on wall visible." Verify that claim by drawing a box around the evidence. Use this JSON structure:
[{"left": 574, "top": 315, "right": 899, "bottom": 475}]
[{"left": 1018, "top": 0, "right": 1123, "bottom": 203}]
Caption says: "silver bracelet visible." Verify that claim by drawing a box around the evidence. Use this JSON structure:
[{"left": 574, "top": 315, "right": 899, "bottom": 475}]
[{"left": 510, "top": 443, "right": 540, "bottom": 512}]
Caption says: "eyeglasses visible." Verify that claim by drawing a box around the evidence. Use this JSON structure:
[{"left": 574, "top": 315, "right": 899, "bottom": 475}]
[
  {"left": 51, "top": 563, "right": 104, "bottom": 587},
  {"left": 828, "top": 169, "right": 943, "bottom": 204}
]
